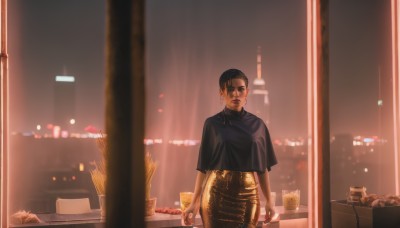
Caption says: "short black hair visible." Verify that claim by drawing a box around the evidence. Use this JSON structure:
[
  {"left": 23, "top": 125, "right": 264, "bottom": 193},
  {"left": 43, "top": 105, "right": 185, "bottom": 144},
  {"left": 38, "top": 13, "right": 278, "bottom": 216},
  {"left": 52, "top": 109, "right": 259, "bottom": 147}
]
[{"left": 219, "top": 68, "right": 249, "bottom": 91}]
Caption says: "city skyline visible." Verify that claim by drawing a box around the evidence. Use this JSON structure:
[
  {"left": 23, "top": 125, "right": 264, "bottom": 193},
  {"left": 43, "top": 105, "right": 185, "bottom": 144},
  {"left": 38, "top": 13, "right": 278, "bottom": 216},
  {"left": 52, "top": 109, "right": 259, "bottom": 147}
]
[
  {"left": 8, "top": 0, "right": 394, "bottom": 140},
  {"left": 5, "top": 1, "right": 399, "bottom": 218}
]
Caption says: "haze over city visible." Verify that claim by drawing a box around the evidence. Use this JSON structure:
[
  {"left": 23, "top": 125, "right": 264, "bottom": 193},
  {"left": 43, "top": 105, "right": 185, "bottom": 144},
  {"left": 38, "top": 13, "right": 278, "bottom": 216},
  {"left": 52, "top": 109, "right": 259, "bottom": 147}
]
[
  {"left": 5, "top": 0, "right": 399, "bottom": 219},
  {"left": 8, "top": 0, "right": 392, "bottom": 140}
]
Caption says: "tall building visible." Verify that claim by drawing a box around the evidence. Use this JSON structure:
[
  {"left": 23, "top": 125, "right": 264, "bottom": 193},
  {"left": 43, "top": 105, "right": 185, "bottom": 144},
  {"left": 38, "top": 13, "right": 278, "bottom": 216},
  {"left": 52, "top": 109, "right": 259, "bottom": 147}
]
[
  {"left": 54, "top": 75, "right": 76, "bottom": 129},
  {"left": 250, "top": 46, "right": 270, "bottom": 124}
]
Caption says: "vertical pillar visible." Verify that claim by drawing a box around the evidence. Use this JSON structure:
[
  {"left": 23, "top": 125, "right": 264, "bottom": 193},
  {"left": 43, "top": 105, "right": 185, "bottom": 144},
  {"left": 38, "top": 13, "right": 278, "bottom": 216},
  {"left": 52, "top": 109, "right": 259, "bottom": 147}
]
[
  {"left": 0, "top": 0, "right": 8, "bottom": 227},
  {"left": 391, "top": 0, "right": 400, "bottom": 196},
  {"left": 307, "top": 0, "right": 330, "bottom": 227},
  {"left": 106, "top": 0, "right": 145, "bottom": 227}
]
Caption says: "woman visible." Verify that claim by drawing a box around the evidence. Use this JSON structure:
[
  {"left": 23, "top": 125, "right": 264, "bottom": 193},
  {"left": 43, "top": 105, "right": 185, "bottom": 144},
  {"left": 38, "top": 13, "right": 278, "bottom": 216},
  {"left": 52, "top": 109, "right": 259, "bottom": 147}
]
[{"left": 182, "top": 69, "right": 278, "bottom": 227}]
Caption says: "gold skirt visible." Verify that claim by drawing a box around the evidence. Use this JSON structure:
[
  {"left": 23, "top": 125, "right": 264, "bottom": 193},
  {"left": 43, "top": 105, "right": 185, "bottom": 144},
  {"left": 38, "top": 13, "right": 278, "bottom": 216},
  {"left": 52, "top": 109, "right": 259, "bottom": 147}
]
[{"left": 200, "top": 170, "right": 260, "bottom": 228}]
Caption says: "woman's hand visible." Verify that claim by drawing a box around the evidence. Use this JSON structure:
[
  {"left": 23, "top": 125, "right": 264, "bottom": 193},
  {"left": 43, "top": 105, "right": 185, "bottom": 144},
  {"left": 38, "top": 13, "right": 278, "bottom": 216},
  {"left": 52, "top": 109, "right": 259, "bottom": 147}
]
[
  {"left": 182, "top": 172, "right": 205, "bottom": 225},
  {"left": 181, "top": 203, "right": 198, "bottom": 225},
  {"left": 264, "top": 201, "right": 275, "bottom": 223}
]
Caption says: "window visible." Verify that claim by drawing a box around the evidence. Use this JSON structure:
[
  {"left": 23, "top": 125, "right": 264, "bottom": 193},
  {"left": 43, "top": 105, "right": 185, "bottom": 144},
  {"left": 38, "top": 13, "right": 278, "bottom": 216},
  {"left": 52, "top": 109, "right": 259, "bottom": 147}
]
[{"left": 8, "top": 0, "right": 106, "bottom": 218}]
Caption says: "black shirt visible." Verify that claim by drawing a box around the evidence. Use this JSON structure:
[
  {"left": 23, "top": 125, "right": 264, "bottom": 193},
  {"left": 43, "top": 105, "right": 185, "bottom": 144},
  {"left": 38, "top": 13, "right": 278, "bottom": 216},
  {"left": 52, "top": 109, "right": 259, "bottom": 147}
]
[{"left": 196, "top": 107, "right": 278, "bottom": 174}]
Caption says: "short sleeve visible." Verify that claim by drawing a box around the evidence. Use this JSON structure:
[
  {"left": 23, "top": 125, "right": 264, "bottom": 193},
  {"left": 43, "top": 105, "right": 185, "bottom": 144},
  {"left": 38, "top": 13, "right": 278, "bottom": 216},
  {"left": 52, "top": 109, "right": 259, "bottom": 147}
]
[
  {"left": 264, "top": 125, "right": 278, "bottom": 171},
  {"left": 196, "top": 119, "right": 211, "bottom": 173}
]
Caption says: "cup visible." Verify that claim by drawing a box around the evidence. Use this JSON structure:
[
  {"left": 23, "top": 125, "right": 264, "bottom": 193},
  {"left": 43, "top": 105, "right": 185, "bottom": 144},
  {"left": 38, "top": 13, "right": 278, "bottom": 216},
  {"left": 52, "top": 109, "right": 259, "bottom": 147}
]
[
  {"left": 145, "top": 197, "right": 157, "bottom": 216},
  {"left": 282, "top": 189, "right": 300, "bottom": 210},
  {"left": 180, "top": 192, "right": 194, "bottom": 226},
  {"left": 347, "top": 186, "right": 367, "bottom": 204},
  {"left": 180, "top": 192, "right": 193, "bottom": 212}
]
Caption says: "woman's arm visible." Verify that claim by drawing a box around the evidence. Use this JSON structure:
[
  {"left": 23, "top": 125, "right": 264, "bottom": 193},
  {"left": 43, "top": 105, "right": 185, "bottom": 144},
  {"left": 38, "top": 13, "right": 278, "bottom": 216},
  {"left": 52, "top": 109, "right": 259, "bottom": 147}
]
[
  {"left": 182, "top": 171, "right": 206, "bottom": 225},
  {"left": 257, "top": 171, "right": 275, "bottom": 222}
]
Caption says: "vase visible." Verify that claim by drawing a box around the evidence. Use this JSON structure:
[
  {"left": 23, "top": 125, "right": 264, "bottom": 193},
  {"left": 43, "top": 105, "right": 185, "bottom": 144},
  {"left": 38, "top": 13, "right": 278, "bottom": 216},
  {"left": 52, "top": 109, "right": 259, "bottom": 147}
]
[
  {"left": 98, "top": 194, "right": 106, "bottom": 217},
  {"left": 145, "top": 197, "right": 157, "bottom": 216}
]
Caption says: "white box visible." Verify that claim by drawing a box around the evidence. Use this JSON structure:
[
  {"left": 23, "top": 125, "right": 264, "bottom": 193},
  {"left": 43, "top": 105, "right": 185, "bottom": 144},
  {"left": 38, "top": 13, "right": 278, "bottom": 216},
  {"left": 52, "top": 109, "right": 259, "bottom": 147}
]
[{"left": 56, "top": 198, "right": 91, "bottom": 214}]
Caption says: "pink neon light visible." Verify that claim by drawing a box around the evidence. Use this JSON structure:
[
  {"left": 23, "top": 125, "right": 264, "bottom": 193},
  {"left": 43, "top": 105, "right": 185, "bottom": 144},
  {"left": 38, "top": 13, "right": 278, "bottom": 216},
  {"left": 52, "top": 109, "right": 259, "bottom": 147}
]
[
  {"left": 307, "top": 0, "right": 318, "bottom": 227},
  {"left": 391, "top": 0, "right": 400, "bottom": 196}
]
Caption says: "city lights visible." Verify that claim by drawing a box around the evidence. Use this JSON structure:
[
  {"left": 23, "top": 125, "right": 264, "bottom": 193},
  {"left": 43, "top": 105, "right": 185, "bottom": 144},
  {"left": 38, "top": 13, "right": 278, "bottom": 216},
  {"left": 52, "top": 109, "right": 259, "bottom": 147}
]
[
  {"left": 55, "top": 75, "right": 75, "bottom": 82},
  {"left": 53, "top": 126, "right": 61, "bottom": 138},
  {"left": 79, "top": 163, "right": 85, "bottom": 172}
]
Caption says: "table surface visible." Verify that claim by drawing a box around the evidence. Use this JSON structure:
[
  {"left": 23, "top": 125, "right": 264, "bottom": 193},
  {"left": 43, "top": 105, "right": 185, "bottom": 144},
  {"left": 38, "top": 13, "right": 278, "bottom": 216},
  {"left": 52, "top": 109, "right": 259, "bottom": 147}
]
[{"left": 10, "top": 206, "right": 308, "bottom": 228}]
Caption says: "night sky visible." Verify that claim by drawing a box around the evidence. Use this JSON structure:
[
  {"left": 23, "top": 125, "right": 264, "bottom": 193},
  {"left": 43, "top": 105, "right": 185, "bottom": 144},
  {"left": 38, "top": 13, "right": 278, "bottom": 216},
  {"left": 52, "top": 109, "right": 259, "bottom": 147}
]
[
  {"left": 330, "top": 0, "right": 392, "bottom": 138},
  {"left": 8, "top": 0, "right": 394, "bottom": 140},
  {"left": 9, "top": 0, "right": 106, "bottom": 133}
]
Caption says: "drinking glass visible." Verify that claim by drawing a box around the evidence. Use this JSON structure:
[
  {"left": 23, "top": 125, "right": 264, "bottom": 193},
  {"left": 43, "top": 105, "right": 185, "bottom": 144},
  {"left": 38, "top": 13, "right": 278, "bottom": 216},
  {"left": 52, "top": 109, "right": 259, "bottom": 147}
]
[
  {"left": 180, "top": 192, "right": 194, "bottom": 226},
  {"left": 180, "top": 192, "right": 193, "bottom": 212},
  {"left": 282, "top": 189, "right": 300, "bottom": 210}
]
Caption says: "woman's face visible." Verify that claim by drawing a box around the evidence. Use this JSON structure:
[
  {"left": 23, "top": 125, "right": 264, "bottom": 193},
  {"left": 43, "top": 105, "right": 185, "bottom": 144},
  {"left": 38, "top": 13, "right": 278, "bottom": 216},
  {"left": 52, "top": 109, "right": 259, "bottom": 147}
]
[{"left": 220, "top": 78, "right": 248, "bottom": 111}]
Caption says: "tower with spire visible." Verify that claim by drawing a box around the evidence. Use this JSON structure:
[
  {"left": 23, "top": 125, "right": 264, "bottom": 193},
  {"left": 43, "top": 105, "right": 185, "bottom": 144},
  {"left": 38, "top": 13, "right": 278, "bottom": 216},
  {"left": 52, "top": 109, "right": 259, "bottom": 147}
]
[{"left": 250, "top": 46, "right": 270, "bottom": 124}]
